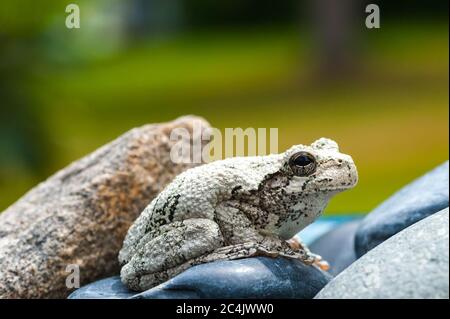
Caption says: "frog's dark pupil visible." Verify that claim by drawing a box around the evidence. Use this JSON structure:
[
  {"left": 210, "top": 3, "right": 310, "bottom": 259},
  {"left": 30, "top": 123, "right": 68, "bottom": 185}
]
[
  {"left": 289, "top": 152, "right": 317, "bottom": 176},
  {"left": 294, "top": 155, "right": 312, "bottom": 167}
]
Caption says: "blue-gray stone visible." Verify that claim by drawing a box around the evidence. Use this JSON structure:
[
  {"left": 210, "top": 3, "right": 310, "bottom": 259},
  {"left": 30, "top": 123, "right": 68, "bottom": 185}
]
[
  {"left": 316, "top": 208, "right": 449, "bottom": 299},
  {"left": 298, "top": 216, "right": 359, "bottom": 245},
  {"left": 309, "top": 219, "right": 361, "bottom": 276},
  {"left": 69, "top": 257, "right": 331, "bottom": 299},
  {"left": 355, "top": 161, "right": 449, "bottom": 257},
  {"left": 132, "top": 257, "right": 332, "bottom": 299},
  {"left": 68, "top": 276, "right": 135, "bottom": 299}
]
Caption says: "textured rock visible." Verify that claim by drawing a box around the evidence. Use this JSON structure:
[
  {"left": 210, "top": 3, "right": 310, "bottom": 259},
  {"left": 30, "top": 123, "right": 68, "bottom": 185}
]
[
  {"left": 0, "top": 116, "right": 210, "bottom": 299},
  {"left": 355, "top": 161, "right": 449, "bottom": 257},
  {"left": 315, "top": 208, "right": 449, "bottom": 299},
  {"left": 309, "top": 219, "right": 361, "bottom": 276},
  {"left": 69, "top": 257, "right": 332, "bottom": 299}
]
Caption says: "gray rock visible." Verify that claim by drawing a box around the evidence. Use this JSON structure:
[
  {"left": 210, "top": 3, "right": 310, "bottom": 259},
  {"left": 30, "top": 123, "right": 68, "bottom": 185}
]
[
  {"left": 309, "top": 219, "right": 361, "bottom": 276},
  {"left": 69, "top": 257, "right": 332, "bottom": 299},
  {"left": 68, "top": 277, "right": 135, "bottom": 299},
  {"left": 355, "top": 161, "right": 449, "bottom": 257},
  {"left": 315, "top": 208, "right": 449, "bottom": 299},
  {"left": 0, "top": 116, "right": 210, "bottom": 299}
]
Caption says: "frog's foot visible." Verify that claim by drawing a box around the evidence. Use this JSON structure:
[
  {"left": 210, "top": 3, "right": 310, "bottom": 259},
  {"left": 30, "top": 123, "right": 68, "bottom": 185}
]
[
  {"left": 307, "top": 254, "right": 330, "bottom": 271},
  {"left": 314, "top": 259, "right": 330, "bottom": 271},
  {"left": 287, "top": 237, "right": 330, "bottom": 271},
  {"left": 286, "top": 237, "right": 303, "bottom": 251}
]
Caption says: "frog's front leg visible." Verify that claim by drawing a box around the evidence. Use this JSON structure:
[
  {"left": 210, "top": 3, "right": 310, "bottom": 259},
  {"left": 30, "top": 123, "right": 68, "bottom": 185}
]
[
  {"left": 192, "top": 237, "right": 311, "bottom": 264},
  {"left": 212, "top": 201, "right": 314, "bottom": 264},
  {"left": 120, "top": 218, "right": 224, "bottom": 291}
]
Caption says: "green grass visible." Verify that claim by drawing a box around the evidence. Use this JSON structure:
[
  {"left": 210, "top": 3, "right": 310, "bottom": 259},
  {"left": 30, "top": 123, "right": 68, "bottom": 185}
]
[{"left": 1, "top": 24, "right": 448, "bottom": 214}]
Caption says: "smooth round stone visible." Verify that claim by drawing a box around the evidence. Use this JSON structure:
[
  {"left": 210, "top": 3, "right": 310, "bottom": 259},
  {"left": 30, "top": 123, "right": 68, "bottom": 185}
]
[
  {"left": 309, "top": 219, "right": 361, "bottom": 276},
  {"left": 355, "top": 161, "right": 449, "bottom": 257},
  {"left": 68, "top": 276, "right": 135, "bottom": 299},
  {"left": 69, "top": 257, "right": 331, "bottom": 299},
  {"left": 315, "top": 208, "right": 449, "bottom": 299},
  {"left": 132, "top": 257, "right": 332, "bottom": 299}
]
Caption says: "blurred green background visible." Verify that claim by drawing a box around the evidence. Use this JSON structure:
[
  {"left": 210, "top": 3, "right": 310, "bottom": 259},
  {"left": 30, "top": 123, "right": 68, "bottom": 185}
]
[{"left": 0, "top": 0, "right": 448, "bottom": 214}]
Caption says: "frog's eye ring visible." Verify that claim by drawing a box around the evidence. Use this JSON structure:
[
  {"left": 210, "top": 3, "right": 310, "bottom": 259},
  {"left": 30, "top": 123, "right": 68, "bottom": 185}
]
[{"left": 289, "top": 152, "right": 317, "bottom": 176}]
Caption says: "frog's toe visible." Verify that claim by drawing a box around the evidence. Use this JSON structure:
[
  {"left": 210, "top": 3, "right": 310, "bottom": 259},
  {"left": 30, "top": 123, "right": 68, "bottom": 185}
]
[
  {"left": 286, "top": 238, "right": 302, "bottom": 251},
  {"left": 120, "top": 263, "right": 142, "bottom": 291},
  {"left": 315, "top": 260, "right": 330, "bottom": 271}
]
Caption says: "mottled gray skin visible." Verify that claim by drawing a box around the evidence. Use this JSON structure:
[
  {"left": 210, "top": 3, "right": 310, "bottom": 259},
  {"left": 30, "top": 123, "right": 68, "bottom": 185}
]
[{"left": 119, "top": 138, "right": 358, "bottom": 291}]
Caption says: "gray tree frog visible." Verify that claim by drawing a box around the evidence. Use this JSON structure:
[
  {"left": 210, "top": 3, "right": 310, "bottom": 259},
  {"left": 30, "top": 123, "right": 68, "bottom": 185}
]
[{"left": 119, "top": 138, "right": 358, "bottom": 291}]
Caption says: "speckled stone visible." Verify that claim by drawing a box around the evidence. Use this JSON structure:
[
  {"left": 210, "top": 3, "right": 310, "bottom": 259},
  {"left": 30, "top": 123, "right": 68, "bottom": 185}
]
[
  {"left": 309, "top": 219, "right": 361, "bottom": 276},
  {"left": 315, "top": 208, "right": 449, "bottom": 299},
  {"left": 0, "top": 116, "right": 210, "bottom": 299},
  {"left": 69, "top": 257, "right": 332, "bottom": 299},
  {"left": 355, "top": 161, "right": 449, "bottom": 257}
]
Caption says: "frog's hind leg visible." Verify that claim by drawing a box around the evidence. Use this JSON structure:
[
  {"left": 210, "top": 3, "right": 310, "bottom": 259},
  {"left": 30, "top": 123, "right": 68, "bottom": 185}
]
[
  {"left": 120, "top": 218, "right": 224, "bottom": 291},
  {"left": 141, "top": 238, "right": 312, "bottom": 284},
  {"left": 130, "top": 235, "right": 315, "bottom": 293}
]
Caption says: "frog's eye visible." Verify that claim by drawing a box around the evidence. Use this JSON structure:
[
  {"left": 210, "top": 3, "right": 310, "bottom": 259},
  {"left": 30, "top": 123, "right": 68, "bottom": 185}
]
[{"left": 289, "top": 152, "right": 317, "bottom": 176}]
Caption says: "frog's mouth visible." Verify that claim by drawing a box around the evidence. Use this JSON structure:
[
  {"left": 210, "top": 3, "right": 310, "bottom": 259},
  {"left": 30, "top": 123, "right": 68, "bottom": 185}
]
[
  {"left": 317, "top": 161, "right": 359, "bottom": 192},
  {"left": 321, "top": 183, "right": 357, "bottom": 192},
  {"left": 287, "top": 161, "right": 358, "bottom": 194}
]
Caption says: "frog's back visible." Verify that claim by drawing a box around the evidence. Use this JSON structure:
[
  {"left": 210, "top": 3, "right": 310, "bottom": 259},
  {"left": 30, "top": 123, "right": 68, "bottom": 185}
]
[{"left": 147, "top": 154, "right": 283, "bottom": 219}]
